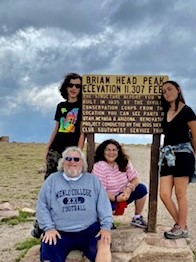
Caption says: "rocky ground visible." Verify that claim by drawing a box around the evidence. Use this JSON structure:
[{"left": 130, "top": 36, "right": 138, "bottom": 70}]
[
  {"left": 0, "top": 222, "right": 33, "bottom": 262},
  {"left": 0, "top": 144, "right": 196, "bottom": 261}
]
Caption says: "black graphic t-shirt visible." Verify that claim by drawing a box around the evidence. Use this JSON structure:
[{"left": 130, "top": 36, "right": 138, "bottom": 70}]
[{"left": 50, "top": 101, "right": 82, "bottom": 152}]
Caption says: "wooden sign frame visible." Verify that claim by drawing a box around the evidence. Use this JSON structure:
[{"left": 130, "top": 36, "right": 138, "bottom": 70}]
[{"left": 82, "top": 74, "right": 168, "bottom": 232}]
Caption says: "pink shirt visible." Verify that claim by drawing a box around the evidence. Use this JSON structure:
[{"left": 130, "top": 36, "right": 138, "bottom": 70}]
[{"left": 92, "top": 161, "right": 138, "bottom": 196}]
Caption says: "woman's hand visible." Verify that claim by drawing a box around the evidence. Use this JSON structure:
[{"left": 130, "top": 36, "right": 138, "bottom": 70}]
[
  {"left": 116, "top": 191, "right": 130, "bottom": 202},
  {"left": 116, "top": 186, "right": 133, "bottom": 202},
  {"left": 123, "top": 186, "right": 133, "bottom": 196}
]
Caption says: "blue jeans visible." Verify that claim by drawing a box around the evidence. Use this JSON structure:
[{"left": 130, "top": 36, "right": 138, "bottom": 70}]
[{"left": 111, "top": 183, "right": 147, "bottom": 211}]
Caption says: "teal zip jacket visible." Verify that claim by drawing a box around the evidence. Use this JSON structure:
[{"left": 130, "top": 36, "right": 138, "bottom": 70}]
[{"left": 36, "top": 171, "right": 113, "bottom": 232}]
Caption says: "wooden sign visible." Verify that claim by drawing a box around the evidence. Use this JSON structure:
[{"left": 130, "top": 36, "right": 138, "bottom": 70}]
[{"left": 82, "top": 75, "right": 169, "bottom": 134}]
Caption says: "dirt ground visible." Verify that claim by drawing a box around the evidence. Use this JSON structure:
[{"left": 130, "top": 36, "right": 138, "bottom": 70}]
[{"left": 0, "top": 143, "right": 196, "bottom": 261}]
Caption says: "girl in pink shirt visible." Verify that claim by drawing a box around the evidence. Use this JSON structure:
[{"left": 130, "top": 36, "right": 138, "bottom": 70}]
[{"left": 92, "top": 139, "right": 147, "bottom": 229}]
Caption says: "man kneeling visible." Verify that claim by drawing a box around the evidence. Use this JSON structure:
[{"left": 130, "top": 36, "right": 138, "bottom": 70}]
[{"left": 36, "top": 146, "right": 112, "bottom": 262}]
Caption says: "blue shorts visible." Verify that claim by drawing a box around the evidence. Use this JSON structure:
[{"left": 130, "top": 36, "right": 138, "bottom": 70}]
[
  {"left": 40, "top": 222, "right": 100, "bottom": 262},
  {"left": 111, "top": 183, "right": 147, "bottom": 211}
]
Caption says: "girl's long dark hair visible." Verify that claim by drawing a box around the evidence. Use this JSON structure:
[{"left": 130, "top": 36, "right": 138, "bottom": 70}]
[
  {"left": 161, "top": 80, "right": 185, "bottom": 113},
  {"left": 94, "top": 139, "right": 129, "bottom": 172},
  {"left": 59, "top": 73, "right": 82, "bottom": 103}
]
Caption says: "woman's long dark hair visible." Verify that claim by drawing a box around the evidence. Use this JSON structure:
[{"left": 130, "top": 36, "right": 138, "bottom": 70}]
[
  {"left": 161, "top": 80, "right": 185, "bottom": 113},
  {"left": 94, "top": 139, "right": 129, "bottom": 172}
]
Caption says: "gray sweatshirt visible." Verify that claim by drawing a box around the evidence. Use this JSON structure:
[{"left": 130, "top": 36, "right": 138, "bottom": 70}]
[{"left": 36, "top": 171, "right": 113, "bottom": 232}]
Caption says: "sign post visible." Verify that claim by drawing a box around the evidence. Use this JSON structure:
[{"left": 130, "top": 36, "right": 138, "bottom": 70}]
[{"left": 82, "top": 74, "right": 168, "bottom": 232}]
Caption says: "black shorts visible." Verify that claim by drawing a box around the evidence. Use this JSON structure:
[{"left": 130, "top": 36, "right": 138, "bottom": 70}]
[{"left": 160, "top": 152, "right": 195, "bottom": 178}]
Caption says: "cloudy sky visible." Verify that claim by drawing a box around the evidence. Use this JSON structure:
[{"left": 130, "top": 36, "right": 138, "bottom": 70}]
[{"left": 0, "top": 0, "right": 196, "bottom": 144}]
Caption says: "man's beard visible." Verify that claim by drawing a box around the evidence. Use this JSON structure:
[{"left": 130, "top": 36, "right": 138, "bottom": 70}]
[{"left": 65, "top": 167, "right": 82, "bottom": 178}]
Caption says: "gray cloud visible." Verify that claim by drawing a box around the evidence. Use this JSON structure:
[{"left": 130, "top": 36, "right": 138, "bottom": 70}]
[
  {"left": 0, "top": 0, "right": 196, "bottom": 142},
  {"left": 0, "top": 0, "right": 111, "bottom": 35}
]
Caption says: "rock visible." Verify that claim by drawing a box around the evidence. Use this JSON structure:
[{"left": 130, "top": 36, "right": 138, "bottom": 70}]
[
  {"left": 0, "top": 202, "right": 19, "bottom": 221},
  {"left": 21, "top": 245, "right": 89, "bottom": 262},
  {"left": 21, "top": 207, "right": 35, "bottom": 215},
  {"left": 0, "top": 202, "right": 13, "bottom": 211},
  {"left": 111, "top": 226, "right": 145, "bottom": 252},
  {"left": 0, "top": 136, "right": 9, "bottom": 142},
  {"left": 21, "top": 225, "right": 194, "bottom": 262},
  {"left": 110, "top": 225, "right": 194, "bottom": 262},
  {"left": 0, "top": 203, "right": 35, "bottom": 221},
  {"left": 0, "top": 210, "right": 19, "bottom": 221},
  {"left": 20, "top": 245, "right": 40, "bottom": 262},
  {"left": 37, "top": 166, "right": 46, "bottom": 173}
]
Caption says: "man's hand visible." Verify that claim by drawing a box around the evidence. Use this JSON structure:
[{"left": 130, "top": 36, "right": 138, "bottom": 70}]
[
  {"left": 95, "top": 229, "right": 111, "bottom": 245},
  {"left": 42, "top": 229, "right": 61, "bottom": 245}
]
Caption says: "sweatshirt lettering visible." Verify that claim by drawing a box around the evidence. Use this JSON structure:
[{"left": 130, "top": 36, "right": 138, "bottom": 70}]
[{"left": 56, "top": 188, "right": 92, "bottom": 198}]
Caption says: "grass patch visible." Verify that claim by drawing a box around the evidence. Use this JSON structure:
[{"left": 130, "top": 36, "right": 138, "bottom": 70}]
[
  {"left": 113, "top": 220, "right": 121, "bottom": 228},
  {"left": 15, "top": 238, "right": 40, "bottom": 262},
  {"left": 193, "top": 250, "right": 196, "bottom": 261},
  {"left": 0, "top": 142, "right": 45, "bottom": 208},
  {"left": 16, "top": 237, "right": 40, "bottom": 250},
  {"left": 0, "top": 211, "right": 34, "bottom": 225}
]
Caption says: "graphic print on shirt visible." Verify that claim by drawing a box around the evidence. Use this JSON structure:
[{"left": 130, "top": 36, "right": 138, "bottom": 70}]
[
  {"left": 58, "top": 107, "right": 79, "bottom": 133},
  {"left": 56, "top": 188, "right": 92, "bottom": 212}
]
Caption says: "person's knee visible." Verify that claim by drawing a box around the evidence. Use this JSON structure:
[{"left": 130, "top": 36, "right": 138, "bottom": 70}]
[
  {"left": 136, "top": 183, "right": 148, "bottom": 197},
  {"left": 159, "top": 190, "right": 165, "bottom": 201},
  {"left": 159, "top": 190, "right": 170, "bottom": 203},
  {"left": 96, "top": 240, "right": 111, "bottom": 262},
  {"left": 97, "top": 239, "right": 111, "bottom": 253},
  {"left": 175, "top": 190, "right": 186, "bottom": 201},
  {"left": 40, "top": 241, "right": 66, "bottom": 262}
]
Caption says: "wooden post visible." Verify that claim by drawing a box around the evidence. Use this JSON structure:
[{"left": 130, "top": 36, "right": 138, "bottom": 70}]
[
  {"left": 86, "top": 134, "right": 95, "bottom": 172},
  {"left": 147, "top": 134, "right": 161, "bottom": 232}
]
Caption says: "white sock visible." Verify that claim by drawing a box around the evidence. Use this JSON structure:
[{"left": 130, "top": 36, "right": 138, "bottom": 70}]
[{"left": 134, "top": 214, "right": 141, "bottom": 219}]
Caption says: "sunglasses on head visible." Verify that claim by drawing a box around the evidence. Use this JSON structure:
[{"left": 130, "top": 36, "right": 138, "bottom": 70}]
[
  {"left": 67, "top": 83, "right": 81, "bottom": 89},
  {"left": 65, "top": 156, "right": 81, "bottom": 162}
]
